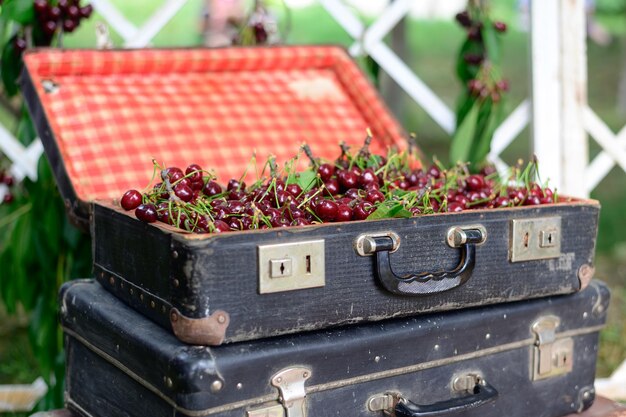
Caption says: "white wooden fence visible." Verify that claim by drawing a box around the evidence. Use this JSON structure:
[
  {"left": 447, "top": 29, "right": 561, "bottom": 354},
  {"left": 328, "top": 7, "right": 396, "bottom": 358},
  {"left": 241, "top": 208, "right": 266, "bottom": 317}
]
[{"left": 0, "top": 0, "right": 624, "bottom": 397}]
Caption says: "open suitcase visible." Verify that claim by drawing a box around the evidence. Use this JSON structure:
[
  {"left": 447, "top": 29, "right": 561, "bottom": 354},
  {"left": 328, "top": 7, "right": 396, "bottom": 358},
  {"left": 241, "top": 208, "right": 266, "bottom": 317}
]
[
  {"left": 23, "top": 47, "right": 600, "bottom": 346},
  {"left": 61, "top": 279, "right": 609, "bottom": 417}
]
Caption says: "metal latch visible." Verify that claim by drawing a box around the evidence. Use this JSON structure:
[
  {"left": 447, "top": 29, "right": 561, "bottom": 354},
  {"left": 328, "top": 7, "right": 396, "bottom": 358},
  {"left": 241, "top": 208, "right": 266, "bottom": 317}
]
[
  {"left": 531, "top": 315, "right": 574, "bottom": 380},
  {"left": 269, "top": 367, "right": 311, "bottom": 417},
  {"left": 510, "top": 217, "right": 561, "bottom": 262}
]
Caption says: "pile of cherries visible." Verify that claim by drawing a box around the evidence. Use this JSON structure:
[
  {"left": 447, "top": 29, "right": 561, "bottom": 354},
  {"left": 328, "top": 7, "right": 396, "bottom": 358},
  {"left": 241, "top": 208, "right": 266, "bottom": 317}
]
[
  {"left": 12, "top": 0, "right": 93, "bottom": 54},
  {"left": 120, "top": 142, "right": 557, "bottom": 234}
]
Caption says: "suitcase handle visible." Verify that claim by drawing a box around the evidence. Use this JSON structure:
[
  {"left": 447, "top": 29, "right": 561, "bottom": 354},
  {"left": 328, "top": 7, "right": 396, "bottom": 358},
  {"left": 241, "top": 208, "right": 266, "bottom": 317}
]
[
  {"left": 394, "top": 379, "right": 498, "bottom": 417},
  {"left": 357, "top": 227, "right": 485, "bottom": 295}
]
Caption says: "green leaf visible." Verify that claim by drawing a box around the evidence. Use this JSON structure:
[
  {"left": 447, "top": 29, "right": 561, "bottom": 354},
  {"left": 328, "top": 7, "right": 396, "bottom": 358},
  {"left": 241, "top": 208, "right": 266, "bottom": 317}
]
[
  {"left": 1, "top": 38, "right": 22, "bottom": 96},
  {"left": 455, "top": 92, "right": 476, "bottom": 130},
  {"left": 456, "top": 38, "right": 483, "bottom": 83},
  {"left": 471, "top": 101, "right": 503, "bottom": 166},
  {"left": 450, "top": 103, "right": 480, "bottom": 164},
  {"left": 3, "top": 0, "right": 36, "bottom": 24},
  {"left": 482, "top": 20, "right": 501, "bottom": 65},
  {"left": 367, "top": 202, "right": 412, "bottom": 220},
  {"left": 295, "top": 170, "right": 317, "bottom": 192}
]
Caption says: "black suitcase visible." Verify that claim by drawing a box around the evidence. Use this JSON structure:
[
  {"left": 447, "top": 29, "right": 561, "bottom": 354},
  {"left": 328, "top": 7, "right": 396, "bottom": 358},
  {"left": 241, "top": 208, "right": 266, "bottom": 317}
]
[
  {"left": 61, "top": 279, "right": 609, "bottom": 417},
  {"left": 24, "top": 47, "right": 600, "bottom": 346}
]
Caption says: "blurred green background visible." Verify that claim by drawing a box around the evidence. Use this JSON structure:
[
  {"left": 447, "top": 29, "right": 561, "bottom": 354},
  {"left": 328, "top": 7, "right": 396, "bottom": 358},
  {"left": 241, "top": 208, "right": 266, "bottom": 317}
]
[{"left": 1, "top": 0, "right": 625, "bottom": 412}]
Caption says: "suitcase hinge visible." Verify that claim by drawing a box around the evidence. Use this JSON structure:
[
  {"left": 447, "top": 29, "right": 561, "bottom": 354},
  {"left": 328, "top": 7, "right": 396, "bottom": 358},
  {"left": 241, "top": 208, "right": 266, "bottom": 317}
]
[
  {"left": 267, "top": 367, "right": 311, "bottom": 417},
  {"left": 531, "top": 315, "right": 574, "bottom": 380}
]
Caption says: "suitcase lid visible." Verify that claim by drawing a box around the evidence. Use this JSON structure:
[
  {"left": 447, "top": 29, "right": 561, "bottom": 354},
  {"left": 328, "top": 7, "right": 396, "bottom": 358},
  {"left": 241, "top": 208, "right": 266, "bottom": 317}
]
[
  {"left": 60, "top": 279, "right": 609, "bottom": 414},
  {"left": 21, "top": 46, "right": 406, "bottom": 224}
]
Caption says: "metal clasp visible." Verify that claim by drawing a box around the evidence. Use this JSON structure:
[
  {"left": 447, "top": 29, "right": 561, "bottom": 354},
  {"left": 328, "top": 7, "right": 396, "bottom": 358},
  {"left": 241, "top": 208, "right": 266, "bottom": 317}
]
[
  {"left": 531, "top": 315, "right": 574, "bottom": 380},
  {"left": 271, "top": 367, "right": 311, "bottom": 417}
]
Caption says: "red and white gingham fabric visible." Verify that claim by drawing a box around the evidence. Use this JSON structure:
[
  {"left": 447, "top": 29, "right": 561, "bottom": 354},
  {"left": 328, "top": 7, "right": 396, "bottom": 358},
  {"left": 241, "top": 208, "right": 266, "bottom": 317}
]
[{"left": 23, "top": 47, "right": 407, "bottom": 202}]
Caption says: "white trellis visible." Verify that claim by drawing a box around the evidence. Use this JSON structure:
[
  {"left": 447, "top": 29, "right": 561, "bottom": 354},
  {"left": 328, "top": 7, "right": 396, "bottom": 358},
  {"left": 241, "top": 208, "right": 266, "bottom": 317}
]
[{"left": 0, "top": 0, "right": 625, "bottom": 397}]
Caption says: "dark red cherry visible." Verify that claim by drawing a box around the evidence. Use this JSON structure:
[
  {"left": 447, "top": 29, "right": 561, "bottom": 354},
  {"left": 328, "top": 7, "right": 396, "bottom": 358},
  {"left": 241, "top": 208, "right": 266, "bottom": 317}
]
[
  {"left": 447, "top": 202, "right": 464, "bottom": 212},
  {"left": 121, "top": 189, "right": 142, "bottom": 210},
  {"left": 174, "top": 184, "right": 193, "bottom": 202},
  {"left": 80, "top": 4, "right": 94, "bottom": 18},
  {"left": 359, "top": 168, "right": 378, "bottom": 187},
  {"left": 353, "top": 201, "right": 374, "bottom": 220},
  {"left": 315, "top": 200, "right": 338, "bottom": 221},
  {"left": 286, "top": 183, "right": 302, "bottom": 197},
  {"left": 317, "top": 163, "right": 335, "bottom": 182},
  {"left": 466, "top": 174, "right": 485, "bottom": 191},
  {"left": 135, "top": 204, "right": 157, "bottom": 223},
  {"left": 203, "top": 181, "right": 222, "bottom": 197},
  {"left": 335, "top": 204, "right": 353, "bottom": 222},
  {"left": 43, "top": 20, "right": 57, "bottom": 35},
  {"left": 365, "top": 189, "right": 385, "bottom": 204},
  {"left": 213, "top": 220, "right": 231, "bottom": 233},
  {"left": 185, "top": 164, "right": 203, "bottom": 182}
]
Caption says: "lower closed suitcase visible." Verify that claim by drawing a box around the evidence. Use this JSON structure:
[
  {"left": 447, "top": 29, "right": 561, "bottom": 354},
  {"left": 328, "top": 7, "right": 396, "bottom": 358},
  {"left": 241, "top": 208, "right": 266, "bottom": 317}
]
[{"left": 60, "top": 280, "right": 609, "bottom": 417}]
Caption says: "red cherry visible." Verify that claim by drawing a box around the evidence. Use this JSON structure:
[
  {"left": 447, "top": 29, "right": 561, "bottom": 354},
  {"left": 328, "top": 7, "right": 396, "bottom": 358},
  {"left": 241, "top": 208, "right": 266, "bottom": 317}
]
[
  {"left": 353, "top": 201, "right": 374, "bottom": 220},
  {"left": 338, "top": 170, "right": 358, "bottom": 190},
  {"left": 135, "top": 204, "right": 157, "bottom": 223},
  {"left": 34, "top": 0, "right": 48, "bottom": 15},
  {"left": 286, "top": 183, "right": 302, "bottom": 197},
  {"left": 3, "top": 175, "right": 14, "bottom": 186},
  {"left": 48, "top": 6, "right": 62, "bottom": 20},
  {"left": 213, "top": 220, "right": 231, "bottom": 233},
  {"left": 203, "top": 181, "right": 222, "bottom": 197},
  {"left": 80, "top": 4, "right": 94, "bottom": 18},
  {"left": 121, "top": 189, "right": 142, "bottom": 210},
  {"left": 447, "top": 202, "right": 464, "bottom": 212},
  {"left": 291, "top": 218, "right": 311, "bottom": 226},
  {"left": 13, "top": 37, "right": 27, "bottom": 54},
  {"left": 494, "top": 196, "right": 511, "bottom": 207},
  {"left": 323, "top": 178, "right": 340, "bottom": 196},
  {"left": 174, "top": 184, "right": 193, "bottom": 202},
  {"left": 43, "top": 20, "right": 57, "bottom": 35},
  {"left": 466, "top": 175, "right": 485, "bottom": 191},
  {"left": 67, "top": 4, "right": 80, "bottom": 18},
  {"left": 524, "top": 195, "right": 542, "bottom": 206},
  {"left": 62, "top": 19, "right": 77, "bottom": 32},
  {"left": 317, "top": 163, "right": 335, "bottom": 182},
  {"left": 3, "top": 193, "right": 14, "bottom": 204},
  {"left": 365, "top": 189, "right": 385, "bottom": 204},
  {"left": 427, "top": 165, "right": 441, "bottom": 178},
  {"left": 161, "top": 167, "right": 183, "bottom": 182},
  {"left": 335, "top": 204, "right": 353, "bottom": 222},
  {"left": 493, "top": 21, "right": 507, "bottom": 33},
  {"left": 315, "top": 200, "right": 338, "bottom": 221},
  {"left": 191, "top": 180, "right": 204, "bottom": 190},
  {"left": 227, "top": 179, "right": 245, "bottom": 191},
  {"left": 185, "top": 164, "right": 203, "bottom": 182}
]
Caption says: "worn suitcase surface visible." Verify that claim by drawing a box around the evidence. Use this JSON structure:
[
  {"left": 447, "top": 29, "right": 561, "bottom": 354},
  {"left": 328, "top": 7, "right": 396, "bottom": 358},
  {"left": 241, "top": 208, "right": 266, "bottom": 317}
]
[
  {"left": 23, "top": 47, "right": 600, "bottom": 346},
  {"left": 61, "top": 279, "right": 609, "bottom": 417}
]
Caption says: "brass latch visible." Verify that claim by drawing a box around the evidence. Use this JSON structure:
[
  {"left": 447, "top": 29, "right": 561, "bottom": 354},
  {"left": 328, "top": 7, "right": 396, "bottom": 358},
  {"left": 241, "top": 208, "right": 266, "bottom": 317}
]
[{"left": 531, "top": 315, "right": 574, "bottom": 380}]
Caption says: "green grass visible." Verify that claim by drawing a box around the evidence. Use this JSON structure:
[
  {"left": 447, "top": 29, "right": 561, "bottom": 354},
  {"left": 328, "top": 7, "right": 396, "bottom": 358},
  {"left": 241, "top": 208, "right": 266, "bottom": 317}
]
[{"left": 1, "top": 1, "right": 625, "bottom": 393}]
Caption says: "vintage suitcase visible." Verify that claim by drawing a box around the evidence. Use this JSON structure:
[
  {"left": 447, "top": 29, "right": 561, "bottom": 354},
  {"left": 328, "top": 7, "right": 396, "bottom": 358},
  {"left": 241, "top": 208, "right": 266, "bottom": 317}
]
[
  {"left": 60, "top": 279, "right": 609, "bottom": 417},
  {"left": 23, "top": 47, "right": 601, "bottom": 346}
]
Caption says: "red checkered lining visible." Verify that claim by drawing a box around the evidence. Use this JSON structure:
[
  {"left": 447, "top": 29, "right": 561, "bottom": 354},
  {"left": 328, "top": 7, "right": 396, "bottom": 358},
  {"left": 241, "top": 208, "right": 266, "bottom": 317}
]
[{"left": 24, "top": 47, "right": 406, "bottom": 202}]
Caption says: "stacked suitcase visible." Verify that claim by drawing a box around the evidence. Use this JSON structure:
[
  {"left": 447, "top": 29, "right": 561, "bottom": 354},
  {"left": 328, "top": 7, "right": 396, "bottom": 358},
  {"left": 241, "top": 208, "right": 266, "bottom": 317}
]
[{"left": 22, "top": 46, "right": 608, "bottom": 417}]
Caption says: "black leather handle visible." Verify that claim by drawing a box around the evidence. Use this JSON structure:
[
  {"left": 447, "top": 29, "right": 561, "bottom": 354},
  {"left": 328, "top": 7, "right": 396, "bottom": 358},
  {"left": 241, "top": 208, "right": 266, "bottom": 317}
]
[
  {"left": 373, "top": 228, "right": 484, "bottom": 295},
  {"left": 395, "top": 381, "right": 498, "bottom": 417}
]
